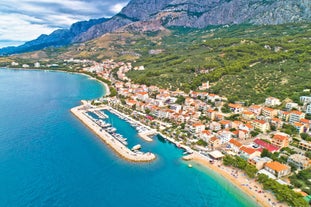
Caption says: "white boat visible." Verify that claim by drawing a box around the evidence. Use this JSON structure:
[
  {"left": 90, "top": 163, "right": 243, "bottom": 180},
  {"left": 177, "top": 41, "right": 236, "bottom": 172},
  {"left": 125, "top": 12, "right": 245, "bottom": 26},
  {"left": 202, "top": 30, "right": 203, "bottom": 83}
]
[{"left": 131, "top": 144, "right": 142, "bottom": 151}]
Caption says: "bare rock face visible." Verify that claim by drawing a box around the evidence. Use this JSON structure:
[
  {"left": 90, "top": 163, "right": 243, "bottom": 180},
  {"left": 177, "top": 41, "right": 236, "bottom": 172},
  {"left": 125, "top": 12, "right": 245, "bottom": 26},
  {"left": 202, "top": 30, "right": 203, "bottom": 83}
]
[
  {"left": 1, "top": 0, "right": 310, "bottom": 56},
  {"left": 156, "top": 0, "right": 311, "bottom": 27},
  {"left": 79, "top": 0, "right": 311, "bottom": 43}
]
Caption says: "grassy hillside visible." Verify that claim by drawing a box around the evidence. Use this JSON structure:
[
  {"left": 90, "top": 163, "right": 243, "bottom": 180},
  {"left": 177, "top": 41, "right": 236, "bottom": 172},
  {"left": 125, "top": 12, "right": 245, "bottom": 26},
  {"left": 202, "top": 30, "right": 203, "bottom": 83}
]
[
  {"left": 3, "top": 23, "right": 310, "bottom": 104},
  {"left": 125, "top": 23, "right": 311, "bottom": 103}
]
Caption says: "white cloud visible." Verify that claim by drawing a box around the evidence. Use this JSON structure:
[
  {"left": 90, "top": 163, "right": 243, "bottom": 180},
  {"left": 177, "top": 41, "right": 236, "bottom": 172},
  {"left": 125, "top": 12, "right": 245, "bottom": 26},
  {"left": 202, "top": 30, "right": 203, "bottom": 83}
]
[
  {"left": 110, "top": 2, "right": 128, "bottom": 13},
  {"left": 0, "top": 13, "right": 57, "bottom": 42},
  {"left": 0, "top": 0, "right": 130, "bottom": 48}
]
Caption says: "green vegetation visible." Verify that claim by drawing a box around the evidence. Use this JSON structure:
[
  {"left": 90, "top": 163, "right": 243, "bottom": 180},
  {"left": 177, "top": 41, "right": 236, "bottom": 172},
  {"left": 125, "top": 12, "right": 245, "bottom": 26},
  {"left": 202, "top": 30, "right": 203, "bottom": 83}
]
[
  {"left": 3, "top": 23, "right": 311, "bottom": 104},
  {"left": 124, "top": 23, "right": 311, "bottom": 103},
  {"left": 224, "top": 154, "right": 308, "bottom": 206},
  {"left": 257, "top": 174, "right": 308, "bottom": 207},
  {"left": 289, "top": 168, "right": 311, "bottom": 195},
  {"left": 196, "top": 139, "right": 208, "bottom": 147},
  {"left": 301, "top": 133, "right": 311, "bottom": 141},
  {"left": 223, "top": 155, "right": 258, "bottom": 178}
]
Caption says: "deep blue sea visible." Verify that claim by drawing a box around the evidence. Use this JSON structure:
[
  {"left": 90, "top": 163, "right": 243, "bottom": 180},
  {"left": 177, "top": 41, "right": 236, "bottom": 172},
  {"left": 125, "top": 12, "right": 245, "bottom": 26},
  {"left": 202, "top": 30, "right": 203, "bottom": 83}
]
[{"left": 0, "top": 68, "right": 258, "bottom": 207}]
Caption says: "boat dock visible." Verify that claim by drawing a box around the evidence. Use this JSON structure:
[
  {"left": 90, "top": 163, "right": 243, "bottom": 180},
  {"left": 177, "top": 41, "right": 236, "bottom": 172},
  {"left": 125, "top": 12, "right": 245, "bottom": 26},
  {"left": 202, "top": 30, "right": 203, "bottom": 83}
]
[
  {"left": 108, "top": 107, "right": 155, "bottom": 142},
  {"left": 71, "top": 104, "right": 156, "bottom": 162}
]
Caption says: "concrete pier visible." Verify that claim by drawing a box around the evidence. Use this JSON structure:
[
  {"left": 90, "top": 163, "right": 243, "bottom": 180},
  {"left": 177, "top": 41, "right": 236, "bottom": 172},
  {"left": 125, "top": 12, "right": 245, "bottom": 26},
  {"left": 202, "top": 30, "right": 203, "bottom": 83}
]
[{"left": 71, "top": 104, "right": 156, "bottom": 162}]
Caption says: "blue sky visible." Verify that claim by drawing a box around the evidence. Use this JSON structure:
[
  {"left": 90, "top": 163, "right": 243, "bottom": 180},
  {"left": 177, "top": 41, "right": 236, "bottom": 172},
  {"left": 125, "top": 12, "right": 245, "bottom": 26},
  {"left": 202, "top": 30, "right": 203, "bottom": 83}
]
[{"left": 0, "top": 0, "right": 129, "bottom": 48}]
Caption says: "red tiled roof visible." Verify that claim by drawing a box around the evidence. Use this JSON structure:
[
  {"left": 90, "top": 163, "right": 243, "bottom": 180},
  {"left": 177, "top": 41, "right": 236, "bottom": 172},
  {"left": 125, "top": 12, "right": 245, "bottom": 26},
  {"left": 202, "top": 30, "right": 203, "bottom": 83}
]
[
  {"left": 240, "top": 146, "right": 257, "bottom": 155},
  {"left": 254, "top": 139, "right": 279, "bottom": 152},
  {"left": 265, "top": 161, "right": 289, "bottom": 172},
  {"left": 229, "top": 139, "right": 243, "bottom": 147},
  {"left": 228, "top": 103, "right": 242, "bottom": 108},
  {"left": 291, "top": 110, "right": 303, "bottom": 115},
  {"left": 254, "top": 119, "right": 266, "bottom": 124},
  {"left": 273, "top": 134, "right": 288, "bottom": 141}
]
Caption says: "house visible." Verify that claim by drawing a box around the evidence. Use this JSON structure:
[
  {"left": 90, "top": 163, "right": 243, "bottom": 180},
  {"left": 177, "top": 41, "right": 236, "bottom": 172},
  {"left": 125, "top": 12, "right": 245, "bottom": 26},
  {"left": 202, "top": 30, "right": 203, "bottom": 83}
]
[
  {"left": 265, "top": 97, "right": 281, "bottom": 107},
  {"left": 306, "top": 104, "right": 311, "bottom": 115},
  {"left": 287, "top": 154, "right": 311, "bottom": 170},
  {"left": 238, "top": 129, "right": 250, "bottom": 140},
  {"left": 199, "top": 81, "right": 209, "bottom": 90},
  {"left": 300, "top": 96, "right": 311, "bottom": 104},
  {"left": 264, "top": 161, "right": 291, "bottom": 178},
  {"left": 228, "top": 138, "right": 243, "bottom": 153},
  {"left": 249, "top": 105, "right": 262, "bottom": 116},
  {"left": 271, "top": 134, "right": 289, "bottom": 148},
  {"left": 190, "top": 123, "right": 206, "bottom": 134},
  {"left": 136, "top": 92, "right": 149, "bottom": 101},
  {"left": 289, "top": 110, "right": 305, "bottom": 124},
  {"left": 217, "top": 130, "right": 233, "bottom": 144},
  {"left": 248, "top": 156, "right": 273, "bottom": 170},
  {"left": 242, "top": 111, "right": 255, "bottom": 120},
  {"left": 209, "top": 136, "right": 221, "bottom": 150},
  {"left": 252, "top": 119, "right": 270, "bottom": 133},
  {"left": 228, "top": 103, "right": 244, "bottom": 113},
  {"left": 300, "top": 118, "right": 310, "bottom": 132},
  {"left": 170, "top": 104, "right": 182, "bottom": 113},
  {"left": 219, "top": 120, "right": 231, "bottom": 129},
  {"left": 200, "top": 130, "right": 213, "bottom": 142},
  {"left": 299, "top": 140, "right": 311, "bottom": 151},
  {"left": 278, "top": 111, "right": 290, "bottom": 122},
  {"left": 285, "top": 102, "right": 299, "bottom": 110},
  {"left": 262, "top": 107, "right": 278, "bottom": 118},
  {"left": 206, "top": 109, "right": 216, "bottom": 121},
  {"left": 209, "top": 122, "right": 221, "bottom": 131},
  {"left": 293, "top": 122, "right": 304, "bottom": 134},
  {"left": 125, "top": 99, "right": 137, "bottom": 107},
  {"left": 207, "top": 94, "right": 220, "bottom": 102},
  {"left": 270, "top": 117, "right": 283, "bottom": 129},
  {"left": 239, "top": 146, "right": 261, "bottom": 160},
  {"left": 253, "top": 139, "right": 279, "bottom": 153}
]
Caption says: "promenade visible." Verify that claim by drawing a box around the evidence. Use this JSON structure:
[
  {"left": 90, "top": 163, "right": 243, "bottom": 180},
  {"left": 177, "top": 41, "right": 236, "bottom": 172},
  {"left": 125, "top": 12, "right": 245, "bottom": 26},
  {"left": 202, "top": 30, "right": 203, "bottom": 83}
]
[{"left": 71, "top": 104, "right": 156, "bottom": 162}]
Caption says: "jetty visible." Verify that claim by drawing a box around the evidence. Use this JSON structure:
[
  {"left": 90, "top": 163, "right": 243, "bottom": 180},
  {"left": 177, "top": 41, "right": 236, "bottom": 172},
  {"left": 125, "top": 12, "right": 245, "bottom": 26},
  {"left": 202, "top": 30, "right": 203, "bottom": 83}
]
[{"left": 71, "top": 103, "right": 156, "bottom": 162}]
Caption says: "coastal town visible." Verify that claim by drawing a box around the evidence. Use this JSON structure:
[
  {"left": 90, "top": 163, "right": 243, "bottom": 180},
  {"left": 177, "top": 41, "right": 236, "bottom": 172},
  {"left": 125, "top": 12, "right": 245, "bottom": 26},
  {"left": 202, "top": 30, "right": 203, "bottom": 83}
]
[{"left": 9, "top": 59, "right": 311, "bottom": 207}]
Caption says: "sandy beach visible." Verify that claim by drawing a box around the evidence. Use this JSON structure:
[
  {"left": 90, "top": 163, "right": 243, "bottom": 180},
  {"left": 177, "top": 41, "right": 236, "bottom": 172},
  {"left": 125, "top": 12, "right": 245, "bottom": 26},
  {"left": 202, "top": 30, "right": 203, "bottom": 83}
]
[{"left": 184, "top": 152, "right": 288, "bottom": 207}]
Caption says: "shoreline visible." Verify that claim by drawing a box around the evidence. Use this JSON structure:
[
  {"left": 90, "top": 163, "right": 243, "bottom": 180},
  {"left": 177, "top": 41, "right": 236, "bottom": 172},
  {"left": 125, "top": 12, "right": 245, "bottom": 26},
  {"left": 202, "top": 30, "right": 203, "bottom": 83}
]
[
  {"left": 1, "top": 67, "right": 111, "bottom": 97},
  {"left": 184, "top": 152, "right": 287, "bottom": 207},
  {"left": 2, "top": 67, "right": 285, "bottom": 206},
  {"left": 71, "top": 103, "right": 156, "bottom": 162}
]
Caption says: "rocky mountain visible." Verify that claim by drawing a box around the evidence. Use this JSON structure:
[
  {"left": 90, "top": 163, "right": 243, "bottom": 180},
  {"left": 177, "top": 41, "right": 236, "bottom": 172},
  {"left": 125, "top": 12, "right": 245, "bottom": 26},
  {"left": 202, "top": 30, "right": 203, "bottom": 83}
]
[
  {"left": 0, "top": 18, "right": 108, "bottom": 56},
  {"left": 1, "top": 0, "right": 310, "bottom": 56}
]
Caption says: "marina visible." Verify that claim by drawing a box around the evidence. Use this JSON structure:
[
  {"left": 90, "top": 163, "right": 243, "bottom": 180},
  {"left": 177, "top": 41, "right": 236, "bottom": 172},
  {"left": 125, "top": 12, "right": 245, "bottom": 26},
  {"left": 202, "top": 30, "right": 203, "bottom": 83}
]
[{"left": 71, "top": 102, "right": 156, "bottom": 162}]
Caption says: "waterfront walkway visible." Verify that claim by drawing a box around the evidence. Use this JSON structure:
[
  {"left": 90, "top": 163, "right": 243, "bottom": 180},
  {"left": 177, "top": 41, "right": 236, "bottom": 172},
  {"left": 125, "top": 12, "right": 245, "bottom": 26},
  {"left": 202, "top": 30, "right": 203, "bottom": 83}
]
[{"left": 71, "top": 104, "right": 156, "bottom": 162}]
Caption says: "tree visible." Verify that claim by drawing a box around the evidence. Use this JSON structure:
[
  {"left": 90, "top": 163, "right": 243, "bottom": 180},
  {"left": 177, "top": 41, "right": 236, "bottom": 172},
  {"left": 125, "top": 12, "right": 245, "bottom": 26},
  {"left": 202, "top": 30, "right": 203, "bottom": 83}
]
[
  {"left": 221, "top": 103, "right": 231, "bottom": 113},
  {"left": 176, "top": 96, "right": 185, "bottom": 105},
  {"left": 300, "top": 133, "right": 311, "bottom": 141}
]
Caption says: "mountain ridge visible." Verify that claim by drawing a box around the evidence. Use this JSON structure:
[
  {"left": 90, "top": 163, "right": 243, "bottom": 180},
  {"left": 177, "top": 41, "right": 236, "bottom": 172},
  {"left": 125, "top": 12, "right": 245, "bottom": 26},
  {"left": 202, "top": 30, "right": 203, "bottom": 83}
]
[{"left": 0, "top": 0, "right": 310, "bottom": 56}]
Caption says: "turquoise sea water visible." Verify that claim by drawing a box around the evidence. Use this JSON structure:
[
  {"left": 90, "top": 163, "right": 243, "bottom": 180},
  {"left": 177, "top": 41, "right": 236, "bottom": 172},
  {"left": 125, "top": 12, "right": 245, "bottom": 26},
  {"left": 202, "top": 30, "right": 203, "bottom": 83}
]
[{"left": 0, "top": 68, "right": 258, "bottom": 207}]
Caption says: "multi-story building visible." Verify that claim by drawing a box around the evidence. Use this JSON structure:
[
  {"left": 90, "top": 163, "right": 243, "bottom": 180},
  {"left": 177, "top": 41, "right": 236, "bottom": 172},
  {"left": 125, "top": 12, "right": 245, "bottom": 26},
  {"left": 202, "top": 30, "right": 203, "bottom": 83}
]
[
  {"left": 300, "top": 96, "right": 311, "bottom": 104},
  {"left": 299, "top": 140, "right": 311, "bottom": 151},
  {"left": 265, "top": 97, "right": 281, "bottom": 107},
  {"left": 264, "top": 161, "right": 291, "bottom": 178},
  {"left": 287, "top": 154, "right": 311, "bottom": 170},
  {"left": 262, "top": 107, "right": 278, "bottom": 118},
  {"left": 289, "top": 110, "right": 305, "bottom": 124},
  {"left": 306, "top": 104, "right": 311, "bottom": 115},
  {"left": 252, "top": 119, "right": 270, "bottom": 133},
  {"left": 228, "top": 103, "right": 243, "bottom": 114},
  {"left": 271, "top": 134, "right": 289, "bottom": 148}
]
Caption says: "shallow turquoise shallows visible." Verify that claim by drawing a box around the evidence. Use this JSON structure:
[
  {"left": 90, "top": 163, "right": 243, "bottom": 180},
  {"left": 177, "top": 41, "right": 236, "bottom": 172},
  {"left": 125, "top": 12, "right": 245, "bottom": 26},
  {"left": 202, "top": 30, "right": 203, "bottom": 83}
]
[{"left": 0, "top": 68, "right": 258, "bottom": 207}]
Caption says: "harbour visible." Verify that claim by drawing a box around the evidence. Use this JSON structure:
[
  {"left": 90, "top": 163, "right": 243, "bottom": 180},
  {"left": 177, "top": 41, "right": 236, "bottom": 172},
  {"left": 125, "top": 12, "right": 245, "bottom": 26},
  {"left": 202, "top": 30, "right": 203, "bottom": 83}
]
[
  {"left": 0, "top": 68, "right": 258, "bottom": 207},
  {"left": 71, "top": 102, "right": 156, "bottom": 162}
]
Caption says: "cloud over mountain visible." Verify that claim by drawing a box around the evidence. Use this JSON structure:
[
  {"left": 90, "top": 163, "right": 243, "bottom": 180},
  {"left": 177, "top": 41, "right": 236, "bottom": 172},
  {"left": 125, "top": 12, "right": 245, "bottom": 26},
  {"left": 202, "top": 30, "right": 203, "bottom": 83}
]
[{"left": 0, "top": 0, "right": 129, "bottom": 48}]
